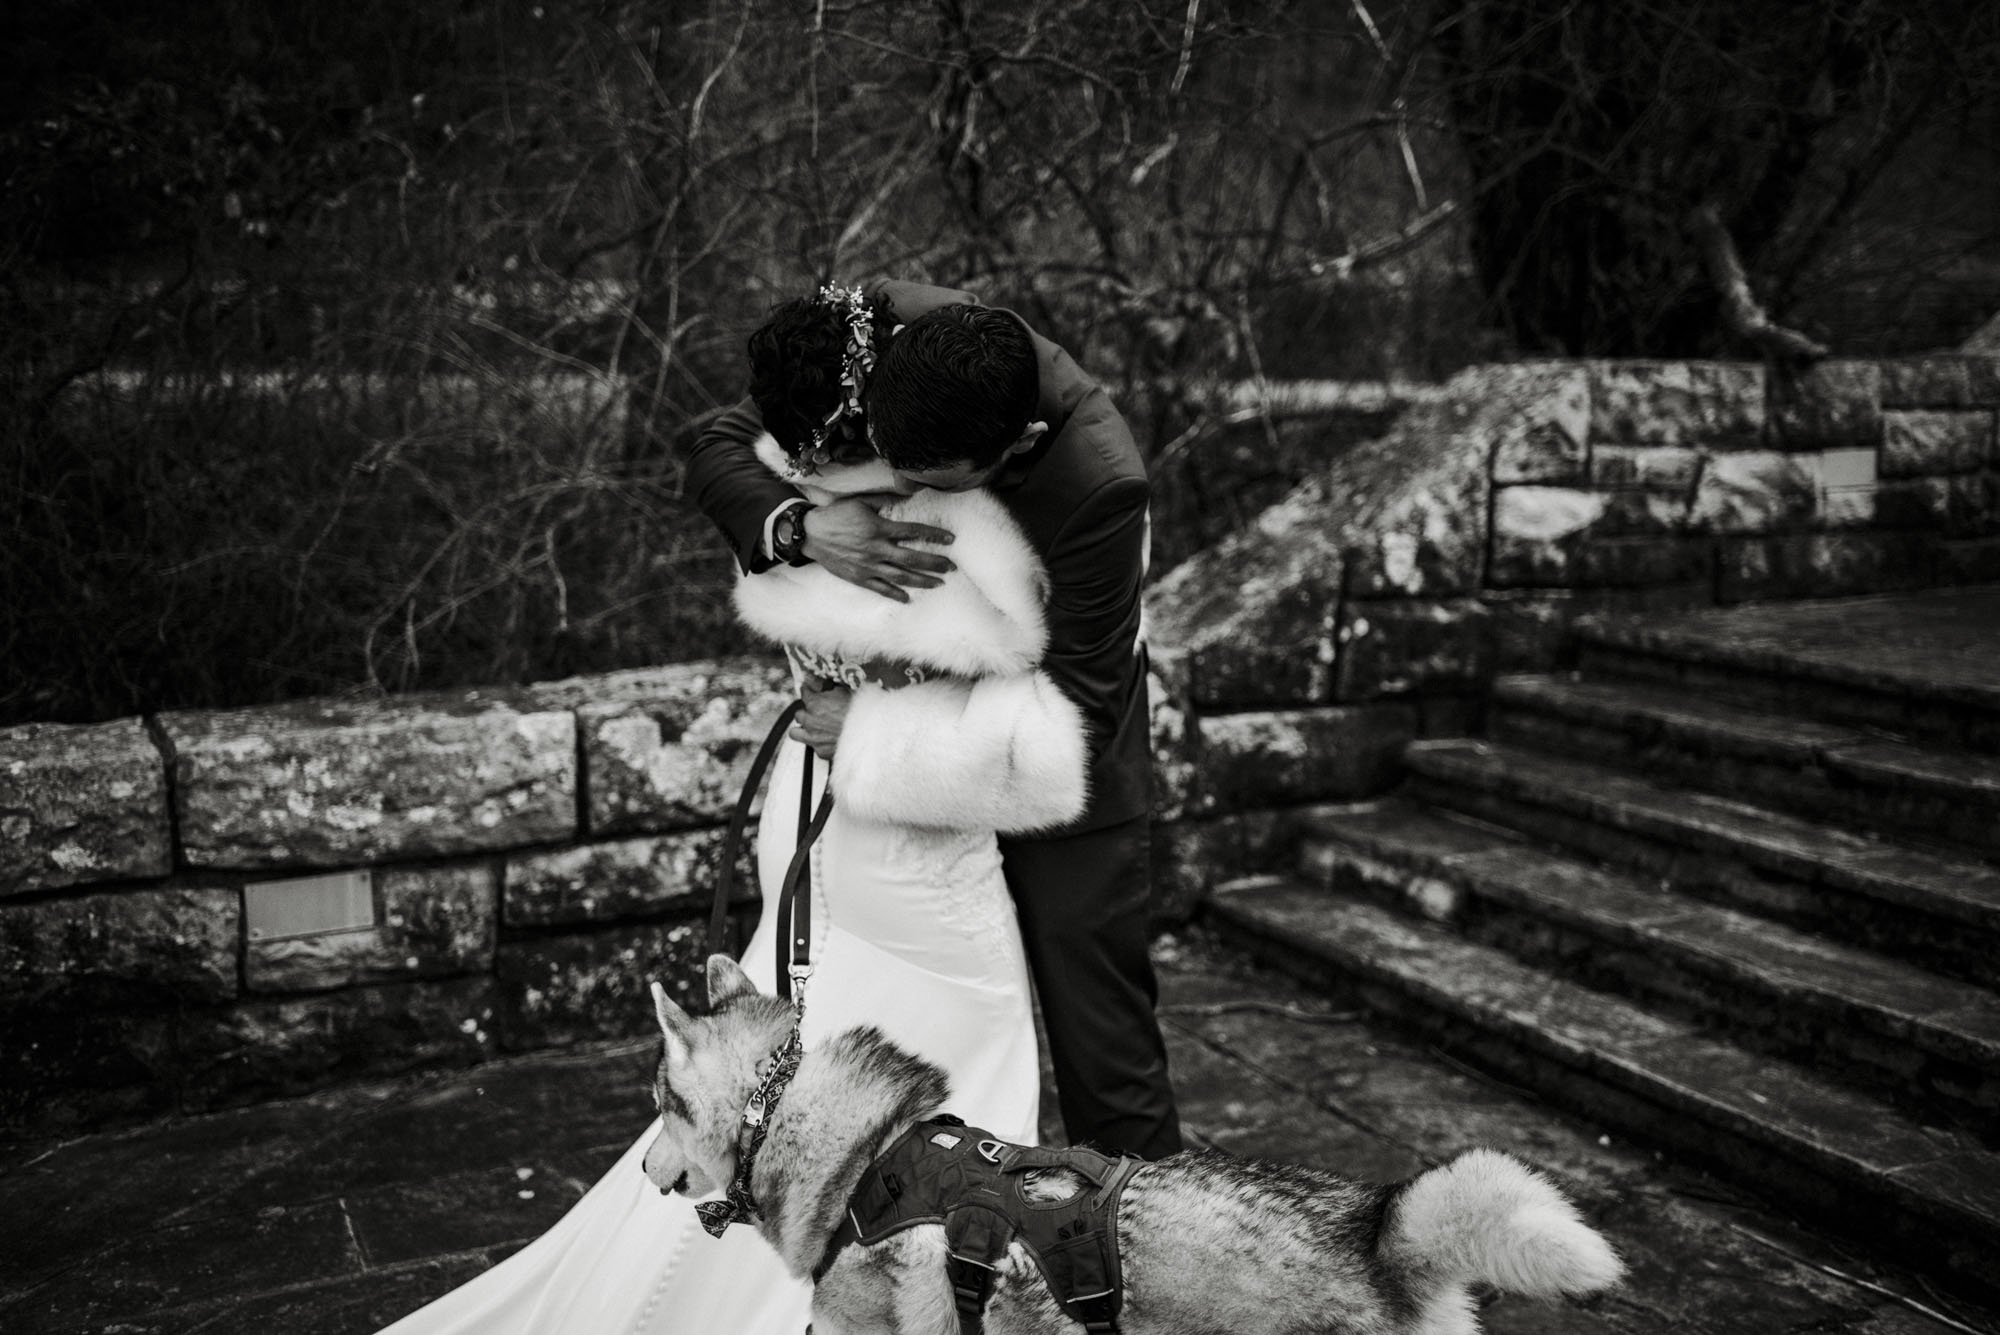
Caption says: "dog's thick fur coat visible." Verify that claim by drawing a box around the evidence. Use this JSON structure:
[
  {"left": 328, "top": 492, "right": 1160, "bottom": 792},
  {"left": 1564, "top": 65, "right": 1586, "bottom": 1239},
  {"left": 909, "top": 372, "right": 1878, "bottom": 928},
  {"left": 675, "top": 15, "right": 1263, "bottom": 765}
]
[{"left": 644, "top": 957, "right": 1623, "bottom": 1335}]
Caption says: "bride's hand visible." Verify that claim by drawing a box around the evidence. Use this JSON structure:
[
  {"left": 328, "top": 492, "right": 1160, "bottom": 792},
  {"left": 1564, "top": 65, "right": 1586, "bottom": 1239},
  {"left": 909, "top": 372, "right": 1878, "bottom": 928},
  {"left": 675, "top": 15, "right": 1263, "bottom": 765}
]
[
  {"left": 789, "top": 675, "right": 853, "bottom": 758},
  {"left": 802, "top": 497, "right": 956, "bottom": 603}
]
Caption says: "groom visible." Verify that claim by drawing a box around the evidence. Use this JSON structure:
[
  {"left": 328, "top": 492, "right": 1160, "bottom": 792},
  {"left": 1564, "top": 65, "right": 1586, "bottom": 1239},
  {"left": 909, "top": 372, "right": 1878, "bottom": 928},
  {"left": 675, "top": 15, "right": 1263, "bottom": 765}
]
[{"left": 686, "top": 279, "right": 1182, "bottom": 1162}]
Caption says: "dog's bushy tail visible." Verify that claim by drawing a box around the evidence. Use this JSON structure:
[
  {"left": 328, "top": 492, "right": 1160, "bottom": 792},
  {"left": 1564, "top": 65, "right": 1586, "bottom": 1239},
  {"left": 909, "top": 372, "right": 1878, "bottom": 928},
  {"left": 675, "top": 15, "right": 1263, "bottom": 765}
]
[{"left": 1385, "top": 1149, "right": 1623, "bottom": 1302}]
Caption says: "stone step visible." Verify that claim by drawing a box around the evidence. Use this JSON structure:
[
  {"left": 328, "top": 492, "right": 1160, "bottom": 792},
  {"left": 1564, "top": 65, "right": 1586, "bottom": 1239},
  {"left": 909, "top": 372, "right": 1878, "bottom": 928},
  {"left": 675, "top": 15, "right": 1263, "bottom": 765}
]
[
  {"left": 1291, "top": 798, "right": 2000, "bottom": 1137},
  {"left": 1202, "top": 875, "right": 2000, "bottom": 1302},
  {"left": 1576, "top": 585, "right": 2000, "bottom": 755},
  {"left": 1402, "top": 737, "right": 2000, "bottom": 990},
  {"left": 1489, "top": 673, "right": 2000, "bottom": 857}
]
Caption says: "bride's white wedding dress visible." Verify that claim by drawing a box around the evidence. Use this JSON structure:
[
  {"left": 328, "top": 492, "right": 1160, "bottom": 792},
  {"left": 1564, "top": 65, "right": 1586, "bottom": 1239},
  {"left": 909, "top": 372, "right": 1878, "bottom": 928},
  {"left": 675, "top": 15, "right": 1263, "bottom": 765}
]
[{"left": 375, "top": 447, "right": 1086, "bottom": 1335}]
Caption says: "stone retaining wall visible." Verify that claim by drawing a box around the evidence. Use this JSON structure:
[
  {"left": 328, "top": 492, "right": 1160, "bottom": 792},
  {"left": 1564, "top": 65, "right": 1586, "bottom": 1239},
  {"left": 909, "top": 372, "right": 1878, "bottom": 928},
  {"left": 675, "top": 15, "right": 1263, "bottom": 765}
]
[
  {"left": 0, "top": 648, "right": 1319, "bottom": 1137},
  {"left": 1, "top": 662, "right": 794, "bottom": 1134},
  {"left": 1142, "top": 354, "right": 2000, "bottom": 919},
  {"left": 7, "top": 354, "right": 1996, "bottom": 1135}
]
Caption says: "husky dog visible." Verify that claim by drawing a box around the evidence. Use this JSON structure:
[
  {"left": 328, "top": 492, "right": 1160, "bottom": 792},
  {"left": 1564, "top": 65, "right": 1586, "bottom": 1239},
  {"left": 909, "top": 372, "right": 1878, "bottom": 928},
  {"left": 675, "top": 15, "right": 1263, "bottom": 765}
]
[{"left": 643, "top": 956, "right": 1623, "bottom": 1335}]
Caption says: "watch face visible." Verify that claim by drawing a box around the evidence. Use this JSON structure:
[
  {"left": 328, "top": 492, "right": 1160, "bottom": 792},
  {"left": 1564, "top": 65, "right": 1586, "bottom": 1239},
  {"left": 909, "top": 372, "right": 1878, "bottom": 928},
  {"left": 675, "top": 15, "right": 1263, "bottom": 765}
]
[{"left": 778, "top": 508, "right": 807, "bottom": 560}]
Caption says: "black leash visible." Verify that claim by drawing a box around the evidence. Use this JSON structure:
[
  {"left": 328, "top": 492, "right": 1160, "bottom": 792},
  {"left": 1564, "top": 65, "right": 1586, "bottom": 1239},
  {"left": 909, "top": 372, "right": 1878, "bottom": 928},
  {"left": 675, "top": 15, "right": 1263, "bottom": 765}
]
[
  {"left": 705, "top": 698, "right": 798, "bottom": 957},
  {"left": 707, "top": 697, "right": 834, "bottom": 1003},
  {"left": 694, "top": 693, "right": 834, "bottom": 1240},
  {"left": 777, "top": 745, "right": 835, "bottom": 1001}
]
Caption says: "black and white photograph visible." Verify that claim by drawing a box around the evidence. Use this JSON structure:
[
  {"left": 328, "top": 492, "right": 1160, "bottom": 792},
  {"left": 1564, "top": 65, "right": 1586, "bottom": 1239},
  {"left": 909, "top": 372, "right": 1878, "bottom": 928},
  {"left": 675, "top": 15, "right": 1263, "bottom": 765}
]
[{"left": 4, "top": 2, "right": 1999, "bottom": 1332}]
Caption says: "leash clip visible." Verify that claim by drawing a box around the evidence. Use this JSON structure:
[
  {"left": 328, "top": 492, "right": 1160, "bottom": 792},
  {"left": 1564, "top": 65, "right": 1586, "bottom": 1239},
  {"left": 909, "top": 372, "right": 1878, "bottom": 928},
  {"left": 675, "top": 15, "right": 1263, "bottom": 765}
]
[{"left": 977, "top": 1139, "right": 1006, "bottom": 1164}]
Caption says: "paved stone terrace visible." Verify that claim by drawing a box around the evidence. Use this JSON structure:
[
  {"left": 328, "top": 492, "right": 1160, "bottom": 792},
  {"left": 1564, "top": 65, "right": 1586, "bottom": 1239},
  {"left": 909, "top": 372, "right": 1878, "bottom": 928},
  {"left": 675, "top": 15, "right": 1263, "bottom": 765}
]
[{"left": 4, "top": 931, "right": 1995, "bottom": 1335}]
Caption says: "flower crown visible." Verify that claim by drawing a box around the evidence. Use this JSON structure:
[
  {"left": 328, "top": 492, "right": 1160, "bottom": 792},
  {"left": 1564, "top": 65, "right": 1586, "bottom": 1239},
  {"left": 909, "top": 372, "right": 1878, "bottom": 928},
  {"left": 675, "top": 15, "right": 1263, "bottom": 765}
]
[{"left": 785, "top": 283, "right": 878, "bottom": 480}]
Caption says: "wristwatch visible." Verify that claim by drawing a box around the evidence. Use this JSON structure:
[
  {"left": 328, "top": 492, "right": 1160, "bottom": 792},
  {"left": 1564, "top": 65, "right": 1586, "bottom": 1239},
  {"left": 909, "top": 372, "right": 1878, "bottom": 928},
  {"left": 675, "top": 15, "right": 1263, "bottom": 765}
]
[{"left": 772, "top": 503, "right": 814, "bottom": 567}]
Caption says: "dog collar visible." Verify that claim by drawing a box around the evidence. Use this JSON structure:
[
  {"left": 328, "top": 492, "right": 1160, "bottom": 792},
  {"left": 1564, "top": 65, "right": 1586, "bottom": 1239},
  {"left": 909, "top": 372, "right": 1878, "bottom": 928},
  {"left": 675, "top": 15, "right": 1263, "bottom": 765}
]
[{"left": 694, "top": 1025, "right": 804, "bottom": 1238}]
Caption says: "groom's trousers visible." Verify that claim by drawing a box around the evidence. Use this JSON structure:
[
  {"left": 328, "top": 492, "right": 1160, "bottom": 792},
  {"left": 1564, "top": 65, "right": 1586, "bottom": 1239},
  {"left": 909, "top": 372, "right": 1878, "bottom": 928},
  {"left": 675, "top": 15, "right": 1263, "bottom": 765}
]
[{"left": 1001, "top": 815, "right": 1183, "bottom": 1161}]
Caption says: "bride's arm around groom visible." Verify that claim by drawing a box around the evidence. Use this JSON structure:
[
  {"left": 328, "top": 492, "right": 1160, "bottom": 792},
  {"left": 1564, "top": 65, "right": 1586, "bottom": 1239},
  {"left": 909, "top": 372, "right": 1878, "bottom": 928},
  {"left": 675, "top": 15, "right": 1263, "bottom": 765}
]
[{"left": 730, "top": 432, "right": 1089, "bottom": 835}]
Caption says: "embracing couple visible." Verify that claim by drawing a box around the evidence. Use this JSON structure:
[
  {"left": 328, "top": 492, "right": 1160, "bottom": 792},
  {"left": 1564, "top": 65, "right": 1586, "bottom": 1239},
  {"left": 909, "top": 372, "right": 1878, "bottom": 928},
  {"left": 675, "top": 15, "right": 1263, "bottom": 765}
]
[{"left": 377, "top": 279, "right": 1181, "bottom": 1334}]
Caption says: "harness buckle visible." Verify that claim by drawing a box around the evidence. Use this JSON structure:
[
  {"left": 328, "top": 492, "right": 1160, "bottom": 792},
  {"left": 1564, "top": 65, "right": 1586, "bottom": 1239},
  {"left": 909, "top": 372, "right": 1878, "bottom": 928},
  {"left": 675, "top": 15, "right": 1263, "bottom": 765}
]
[{"left": 945, "top": 1252, "right": 997, "bottom": 1330}]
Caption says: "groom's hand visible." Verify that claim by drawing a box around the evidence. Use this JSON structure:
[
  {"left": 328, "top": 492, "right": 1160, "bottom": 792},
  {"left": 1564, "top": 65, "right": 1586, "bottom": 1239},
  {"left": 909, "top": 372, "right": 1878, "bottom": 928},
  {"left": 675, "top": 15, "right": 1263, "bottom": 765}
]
[
  {"left": 790, "top": 675, "right": 852, "bottom": 759},
  {"left": 801, "top": 497, "right": 955, "bottom": 603}
]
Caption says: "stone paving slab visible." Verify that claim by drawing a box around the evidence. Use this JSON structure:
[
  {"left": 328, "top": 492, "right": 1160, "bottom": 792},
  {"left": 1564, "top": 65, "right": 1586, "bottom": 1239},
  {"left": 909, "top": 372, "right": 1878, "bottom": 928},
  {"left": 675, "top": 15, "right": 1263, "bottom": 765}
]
[
  {"left": 21, "top": 1196, "right": 364, "bottom": 1331},
  {"left": 65, "top": 1253, "right": 507, "bottom": 1335},
  {"left": 343, "top": 1150, "right": 611, "bottom": 1267},
  {"left": 3, "top": 932, "right": 1996, "bottom": 1335}
]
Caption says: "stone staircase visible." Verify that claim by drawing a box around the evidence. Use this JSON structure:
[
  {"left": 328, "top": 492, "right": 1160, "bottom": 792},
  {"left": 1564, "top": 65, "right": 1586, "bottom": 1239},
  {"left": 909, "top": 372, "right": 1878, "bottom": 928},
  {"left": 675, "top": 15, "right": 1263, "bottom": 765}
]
[{"left": 1204, "top": 589, "right": 2000, "bottom": 1302}]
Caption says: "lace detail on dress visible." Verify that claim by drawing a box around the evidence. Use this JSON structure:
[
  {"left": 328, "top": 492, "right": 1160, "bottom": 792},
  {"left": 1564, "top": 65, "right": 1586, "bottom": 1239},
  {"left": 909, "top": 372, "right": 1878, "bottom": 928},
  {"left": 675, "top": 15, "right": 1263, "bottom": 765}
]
[
  {"left": 787, "top": 644, "right": 928, "bottom": 691},
  {"left": 883, "top": 825, "right": 1014, "bottom": 946}
]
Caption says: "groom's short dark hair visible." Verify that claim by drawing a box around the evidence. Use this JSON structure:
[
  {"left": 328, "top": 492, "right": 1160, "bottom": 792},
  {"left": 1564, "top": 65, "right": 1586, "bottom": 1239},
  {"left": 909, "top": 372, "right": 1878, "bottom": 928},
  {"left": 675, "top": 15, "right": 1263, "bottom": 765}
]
[{"left": 866, "top": 305, "right": 1039, "bottom": 471}]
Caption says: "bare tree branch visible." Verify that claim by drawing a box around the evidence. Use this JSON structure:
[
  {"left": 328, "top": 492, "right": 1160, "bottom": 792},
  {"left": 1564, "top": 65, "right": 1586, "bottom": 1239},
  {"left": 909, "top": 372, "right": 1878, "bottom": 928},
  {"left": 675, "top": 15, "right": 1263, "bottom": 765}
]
[{"left": 1689, "top": 202, "right": 1828, "bottom": 360}]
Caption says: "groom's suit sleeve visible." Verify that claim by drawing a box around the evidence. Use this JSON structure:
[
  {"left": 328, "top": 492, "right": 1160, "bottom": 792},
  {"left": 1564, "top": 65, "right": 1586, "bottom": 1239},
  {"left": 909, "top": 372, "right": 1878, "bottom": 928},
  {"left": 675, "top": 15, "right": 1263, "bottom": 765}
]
[
  {"left": 1038, "top": 473, "right": 1152, "bottom": 829},
  {"left": 686, "top": 397, "right": 799, "bottom": 574}
]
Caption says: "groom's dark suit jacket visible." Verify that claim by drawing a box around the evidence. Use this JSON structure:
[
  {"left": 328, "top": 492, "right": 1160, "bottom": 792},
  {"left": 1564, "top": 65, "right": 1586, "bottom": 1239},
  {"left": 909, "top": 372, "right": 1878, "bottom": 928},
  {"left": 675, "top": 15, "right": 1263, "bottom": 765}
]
[{"left": 686, "top": 279, "right": 1152, "bottom": 834}]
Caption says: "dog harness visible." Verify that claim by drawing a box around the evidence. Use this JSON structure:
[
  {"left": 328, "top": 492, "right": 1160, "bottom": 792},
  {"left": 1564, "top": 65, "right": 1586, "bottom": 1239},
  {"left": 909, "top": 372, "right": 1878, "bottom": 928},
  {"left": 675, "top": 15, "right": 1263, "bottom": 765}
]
[{"left": 812, "top": 1116, "right": 1144, "bottom": 1334}]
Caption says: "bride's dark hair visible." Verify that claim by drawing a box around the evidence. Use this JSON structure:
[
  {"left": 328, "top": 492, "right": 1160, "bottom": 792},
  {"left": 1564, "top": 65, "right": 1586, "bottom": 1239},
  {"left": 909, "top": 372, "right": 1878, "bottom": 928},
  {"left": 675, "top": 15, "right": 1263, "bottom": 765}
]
[{"left": 746, "top": 290, "right": 898, "bottom": 460}]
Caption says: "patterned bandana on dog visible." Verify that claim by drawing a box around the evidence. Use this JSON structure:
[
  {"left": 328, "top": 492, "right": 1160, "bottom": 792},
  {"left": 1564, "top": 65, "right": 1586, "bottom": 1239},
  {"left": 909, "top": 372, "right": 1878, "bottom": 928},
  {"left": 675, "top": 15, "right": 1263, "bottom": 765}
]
[{"left": 694, "top": 1024, "right": 806, "bottom": 1238}]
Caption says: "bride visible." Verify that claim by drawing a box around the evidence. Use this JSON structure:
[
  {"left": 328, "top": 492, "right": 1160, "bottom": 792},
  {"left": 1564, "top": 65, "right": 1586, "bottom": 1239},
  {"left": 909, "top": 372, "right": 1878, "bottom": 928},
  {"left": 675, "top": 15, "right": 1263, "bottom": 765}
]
[{"left": 374, "top": 285, "right": 1087, "bottom": 1334}]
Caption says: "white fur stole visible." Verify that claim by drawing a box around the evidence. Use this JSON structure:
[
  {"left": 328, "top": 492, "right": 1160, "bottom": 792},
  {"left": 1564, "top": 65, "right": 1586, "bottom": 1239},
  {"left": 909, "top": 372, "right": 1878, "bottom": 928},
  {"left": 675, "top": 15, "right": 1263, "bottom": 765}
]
[{"left": 736, "top": 434, "right": 1086, "bottom": 831}]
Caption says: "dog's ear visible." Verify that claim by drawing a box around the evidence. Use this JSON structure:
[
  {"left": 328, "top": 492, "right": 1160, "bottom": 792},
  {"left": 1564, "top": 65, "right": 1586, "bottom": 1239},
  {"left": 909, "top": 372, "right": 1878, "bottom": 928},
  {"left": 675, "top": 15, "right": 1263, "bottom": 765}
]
[
  {"left": 705, "top": 953, "right": 756, "bottom": 1008},
  {"left": 650, "top": 979, "right": 693, "bottom": 1066}
]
